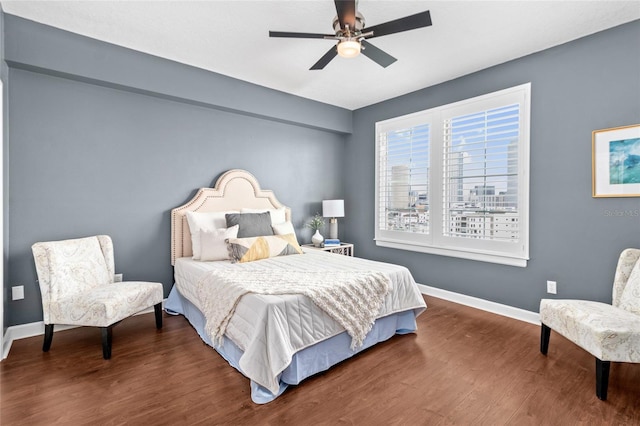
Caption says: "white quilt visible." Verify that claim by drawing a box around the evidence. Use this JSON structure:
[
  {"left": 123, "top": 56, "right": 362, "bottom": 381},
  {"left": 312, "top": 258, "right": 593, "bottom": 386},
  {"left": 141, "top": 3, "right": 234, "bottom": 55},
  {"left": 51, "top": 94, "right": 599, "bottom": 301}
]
[
  {"left": 174, "top": 250, "right": 426, "bottom": 394},
  {"left": 198, "top": 269, "right": 391, "bottom": 350}
]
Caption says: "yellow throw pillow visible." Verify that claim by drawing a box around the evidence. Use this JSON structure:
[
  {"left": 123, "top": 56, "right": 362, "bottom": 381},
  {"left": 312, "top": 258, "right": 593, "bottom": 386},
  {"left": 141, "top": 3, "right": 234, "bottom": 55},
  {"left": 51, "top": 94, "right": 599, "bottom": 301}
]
[{"left": 226, "top": 234, "right": 303, "bottom": 263}]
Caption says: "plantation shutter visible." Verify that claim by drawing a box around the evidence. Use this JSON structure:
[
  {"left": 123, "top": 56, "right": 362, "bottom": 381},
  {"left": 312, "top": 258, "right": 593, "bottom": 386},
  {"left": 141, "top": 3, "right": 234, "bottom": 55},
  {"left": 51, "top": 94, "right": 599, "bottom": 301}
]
[
  {"left": 377, "top": 122, "right": 431, "bottom": 235},
  {"left": 442, "top": 104, "right": 521, "bottom": 242}
]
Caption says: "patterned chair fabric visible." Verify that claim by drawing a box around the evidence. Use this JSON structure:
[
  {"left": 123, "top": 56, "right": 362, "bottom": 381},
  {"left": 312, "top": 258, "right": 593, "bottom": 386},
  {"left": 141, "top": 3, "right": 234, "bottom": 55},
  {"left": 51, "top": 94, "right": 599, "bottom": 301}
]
[
  {"left": 539, "top": 248, "right": 640, "bottom": 400},
  {"left": 32, "top": 235, "right": 164, "bottom": 358}
]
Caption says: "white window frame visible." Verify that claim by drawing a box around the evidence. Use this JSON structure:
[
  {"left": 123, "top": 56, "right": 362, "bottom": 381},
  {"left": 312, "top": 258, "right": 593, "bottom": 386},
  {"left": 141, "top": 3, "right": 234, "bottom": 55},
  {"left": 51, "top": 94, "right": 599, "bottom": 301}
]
[{"left": 375, "top": 83, "right": 531, "bottom": 267}]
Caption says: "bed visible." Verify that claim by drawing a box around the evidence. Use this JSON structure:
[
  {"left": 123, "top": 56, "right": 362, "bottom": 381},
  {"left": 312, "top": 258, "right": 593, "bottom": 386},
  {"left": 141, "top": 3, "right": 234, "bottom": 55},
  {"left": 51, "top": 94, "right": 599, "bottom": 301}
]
[{"left": 165, "top": 169, "right": 427, "bottom": 403}]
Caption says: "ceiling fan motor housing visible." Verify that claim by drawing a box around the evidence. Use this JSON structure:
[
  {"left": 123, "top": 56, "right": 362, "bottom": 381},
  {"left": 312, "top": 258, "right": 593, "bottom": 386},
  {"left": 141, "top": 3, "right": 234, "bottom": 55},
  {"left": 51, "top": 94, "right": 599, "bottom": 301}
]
[{"left": 333, "top": 12, "right": 365, "bottom": 36}]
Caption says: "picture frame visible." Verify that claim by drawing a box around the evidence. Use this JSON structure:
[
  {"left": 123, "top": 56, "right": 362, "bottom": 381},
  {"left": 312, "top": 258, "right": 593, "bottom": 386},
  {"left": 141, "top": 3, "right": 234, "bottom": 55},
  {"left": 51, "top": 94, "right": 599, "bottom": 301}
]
[{"left": 592, "top": 124, "right": 640, "bottom": 198}]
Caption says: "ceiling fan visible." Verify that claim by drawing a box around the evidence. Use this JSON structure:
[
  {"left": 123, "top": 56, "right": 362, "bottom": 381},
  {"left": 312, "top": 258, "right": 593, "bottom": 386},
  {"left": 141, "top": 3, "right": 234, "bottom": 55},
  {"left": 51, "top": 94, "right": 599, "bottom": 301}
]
[{"left": 269, "top": 0, "right": 432, "bottom": 70}]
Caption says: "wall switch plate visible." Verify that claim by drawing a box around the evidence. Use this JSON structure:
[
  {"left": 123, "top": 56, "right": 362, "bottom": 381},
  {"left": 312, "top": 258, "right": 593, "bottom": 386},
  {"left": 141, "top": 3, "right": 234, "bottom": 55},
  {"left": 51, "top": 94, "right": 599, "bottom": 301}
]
[
  {"left": 114, "top": 273, "right": 123, "bottom": 282},
  {"left": 12, "top": 285, "right": 24, "bottom": 300},
  {"left": 546, "top": 280, "right": 557, "bottom": 294}
]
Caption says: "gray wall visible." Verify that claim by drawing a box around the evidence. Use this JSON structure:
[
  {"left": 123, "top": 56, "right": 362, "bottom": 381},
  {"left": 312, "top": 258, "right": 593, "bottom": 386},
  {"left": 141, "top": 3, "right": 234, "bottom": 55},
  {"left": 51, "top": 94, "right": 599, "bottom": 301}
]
[
  {"left": 343, "top": 20, "right": 640, "bottom": 312},
  {"left": 4, "top": 15, "right": 349, "bottom": 326}
]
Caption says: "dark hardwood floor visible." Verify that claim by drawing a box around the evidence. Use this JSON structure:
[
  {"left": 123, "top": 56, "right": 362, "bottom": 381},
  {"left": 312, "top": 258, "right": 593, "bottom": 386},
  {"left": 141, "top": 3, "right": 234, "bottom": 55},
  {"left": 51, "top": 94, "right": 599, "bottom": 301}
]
[{"left": 2, "top": 296, "right": 639, "bottom": 425}]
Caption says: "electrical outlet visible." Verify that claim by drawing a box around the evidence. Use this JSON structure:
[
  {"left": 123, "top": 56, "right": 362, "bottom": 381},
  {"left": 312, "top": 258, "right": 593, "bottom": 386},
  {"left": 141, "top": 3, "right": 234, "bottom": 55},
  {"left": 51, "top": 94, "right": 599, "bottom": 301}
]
[
  {"left": 546, "top": 280, "right": 557, "bottom": 294},
  {"left": 12, "top": 285, "right": 24, "bottom": 300}
]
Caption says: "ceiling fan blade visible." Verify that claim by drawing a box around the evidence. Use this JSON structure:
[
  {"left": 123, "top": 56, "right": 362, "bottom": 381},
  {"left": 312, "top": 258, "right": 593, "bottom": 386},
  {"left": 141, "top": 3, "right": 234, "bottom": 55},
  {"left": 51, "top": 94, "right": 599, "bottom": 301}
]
[
  {"left": 310, "top": 46, "right": 338, "bottom": 70},
  {"left": 334, "top": 0, "right": 357, "bottom": 30},
  {"left": 365, "top": 10, "right": 432, "bottom": 39},
  {"left": 269, "top": 31, "right": 334, "bottom": 39},
  {"left": 360, "top": 40, "right": 397, "bottom": 68}
]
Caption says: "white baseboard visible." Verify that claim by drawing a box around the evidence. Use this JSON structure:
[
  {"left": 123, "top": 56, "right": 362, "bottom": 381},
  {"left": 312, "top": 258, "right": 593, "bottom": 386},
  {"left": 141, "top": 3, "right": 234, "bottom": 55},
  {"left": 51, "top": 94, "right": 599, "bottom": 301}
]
[
  {"left": 2, "top": 322, "right": 77, "bottom": 360},
  {"left": 418, "top": 284, "right": 540, "bottom": 325},
  {"left": 2, "top": 303, "right": 162, "bottom": 361}
]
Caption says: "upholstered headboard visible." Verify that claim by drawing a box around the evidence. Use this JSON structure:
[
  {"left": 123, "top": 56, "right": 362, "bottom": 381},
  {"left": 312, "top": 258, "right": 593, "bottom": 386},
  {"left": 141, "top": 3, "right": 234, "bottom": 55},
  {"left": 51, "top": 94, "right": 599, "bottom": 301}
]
[{"left": 171, "top": 169, "right": 292, "bottom": 265}]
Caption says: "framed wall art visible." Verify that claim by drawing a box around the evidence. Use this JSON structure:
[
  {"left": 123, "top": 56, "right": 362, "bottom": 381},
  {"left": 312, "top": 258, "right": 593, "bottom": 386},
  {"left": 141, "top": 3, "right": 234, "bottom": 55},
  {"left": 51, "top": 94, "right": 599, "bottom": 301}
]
[{"left": 592, "top": 124, "right": 640, "bottom": 197}]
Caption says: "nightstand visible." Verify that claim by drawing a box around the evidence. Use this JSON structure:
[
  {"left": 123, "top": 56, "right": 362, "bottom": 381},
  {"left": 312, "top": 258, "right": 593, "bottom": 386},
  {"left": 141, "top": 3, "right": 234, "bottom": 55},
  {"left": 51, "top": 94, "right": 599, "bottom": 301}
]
[{"left": 302, "top": 242, "right": 354, "bottom": 257}]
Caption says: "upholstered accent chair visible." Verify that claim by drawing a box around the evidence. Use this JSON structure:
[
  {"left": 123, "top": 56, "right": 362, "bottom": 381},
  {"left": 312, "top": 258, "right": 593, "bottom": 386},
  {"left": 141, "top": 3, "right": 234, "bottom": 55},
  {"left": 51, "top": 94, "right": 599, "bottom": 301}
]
[
  {"left": 539, "top": 248, "right": 640, "bottom": 400},
  {"left": 32, "top": 235, "right": 164, "bottom": 359}
]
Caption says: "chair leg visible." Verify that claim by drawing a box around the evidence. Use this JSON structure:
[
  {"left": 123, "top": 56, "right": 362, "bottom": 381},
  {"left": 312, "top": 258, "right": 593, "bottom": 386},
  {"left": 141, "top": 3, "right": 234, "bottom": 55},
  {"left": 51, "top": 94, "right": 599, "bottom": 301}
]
[
  {"left": 43, "top": 324, "right": 54, "bottom": 352},
  {"left": 540, "top": 323, "right": 551, "bottom": 355},
  {"left": 154, "top": 303, "right": 163, "bottom": 329},
  {"left": 101, "top": 326, "right": 113, "bottom": 360},
  {"left": 596, "top": 358, "right": 610, "bottom": 401}
]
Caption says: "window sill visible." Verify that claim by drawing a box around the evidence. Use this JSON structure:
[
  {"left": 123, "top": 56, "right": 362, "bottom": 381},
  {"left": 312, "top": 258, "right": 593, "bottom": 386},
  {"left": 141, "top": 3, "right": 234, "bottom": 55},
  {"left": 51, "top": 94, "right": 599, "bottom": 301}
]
[{"left": 375, "top": 238, "right": 528, "bottom": 268}]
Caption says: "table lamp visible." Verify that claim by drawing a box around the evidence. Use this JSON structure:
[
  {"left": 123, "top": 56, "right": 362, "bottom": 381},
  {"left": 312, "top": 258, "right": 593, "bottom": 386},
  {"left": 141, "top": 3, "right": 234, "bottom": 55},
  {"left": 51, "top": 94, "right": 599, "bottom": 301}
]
[{"left": 322, "top": 199, "right": 344, "bottom": 240}]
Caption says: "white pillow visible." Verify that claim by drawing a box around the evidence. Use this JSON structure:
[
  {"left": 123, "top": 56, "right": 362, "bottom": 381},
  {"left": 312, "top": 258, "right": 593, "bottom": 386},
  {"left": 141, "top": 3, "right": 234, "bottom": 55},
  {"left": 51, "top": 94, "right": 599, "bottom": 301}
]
[
  {"left": 200, "top": 225, "right": 239, "bottom": 261},
  {"left": 272, "top": 221, "right": 295, "bottom": 236},
  {"left": 186, "top": 210, "right": 238, "bottom": 260},
  {"left": 241, "top": 207, "right": 286, "bottom": 225}
]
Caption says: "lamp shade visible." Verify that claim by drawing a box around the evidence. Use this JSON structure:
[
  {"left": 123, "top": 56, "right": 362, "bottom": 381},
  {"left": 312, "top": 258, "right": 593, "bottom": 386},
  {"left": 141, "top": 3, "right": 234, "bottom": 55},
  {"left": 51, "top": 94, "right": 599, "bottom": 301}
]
[{"left": 323, "top": 199, "right": 345, "bottom": 218}]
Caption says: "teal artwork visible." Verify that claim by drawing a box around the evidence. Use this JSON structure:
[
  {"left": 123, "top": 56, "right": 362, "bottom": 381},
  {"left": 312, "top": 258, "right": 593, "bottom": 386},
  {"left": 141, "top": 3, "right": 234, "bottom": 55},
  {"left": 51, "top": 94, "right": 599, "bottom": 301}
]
[{"left": 609, "top": 138, "right": 640, "bottom": 184}]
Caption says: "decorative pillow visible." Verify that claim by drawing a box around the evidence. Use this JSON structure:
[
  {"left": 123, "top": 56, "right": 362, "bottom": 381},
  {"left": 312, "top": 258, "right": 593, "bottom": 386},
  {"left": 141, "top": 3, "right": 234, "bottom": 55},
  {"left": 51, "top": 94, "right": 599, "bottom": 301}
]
[
  {"left": 199, "top": 225, "right": 239, "bottom": 262},
  {"left": 618, "top": 259, "right": 640, "bottom": 315},
  {"left": 272, "top": 221, "right": 295, "bottom": 236},
  {"left": 186, "top": 210, "right": 238, "bottom": 260},
  {"left": 226, "top": 212, "right": 275, "bottom": 238},
  {"left": 241, "top": 207, "right": 286, "bottom": 225},
  {"left": 226, "top": 234, "right": 303, "bottom": 263}
]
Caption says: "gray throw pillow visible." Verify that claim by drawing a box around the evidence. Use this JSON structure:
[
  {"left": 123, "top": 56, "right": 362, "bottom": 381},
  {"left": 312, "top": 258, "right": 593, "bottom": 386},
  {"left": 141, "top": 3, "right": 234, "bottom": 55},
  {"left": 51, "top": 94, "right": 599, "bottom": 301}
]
[{"left": 225, "top": 212, "right": 275, "bottom": 238}]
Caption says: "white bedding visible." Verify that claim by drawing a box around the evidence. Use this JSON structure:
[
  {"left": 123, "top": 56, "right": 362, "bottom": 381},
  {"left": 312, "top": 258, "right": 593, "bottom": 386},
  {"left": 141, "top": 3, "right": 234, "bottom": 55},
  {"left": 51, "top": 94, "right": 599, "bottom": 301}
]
[
  {"left": 199, "top": 269, "right": 392, "bottom": 350},
  {"left": 174, "top": 249, "right": 426, "bottom": 394}
]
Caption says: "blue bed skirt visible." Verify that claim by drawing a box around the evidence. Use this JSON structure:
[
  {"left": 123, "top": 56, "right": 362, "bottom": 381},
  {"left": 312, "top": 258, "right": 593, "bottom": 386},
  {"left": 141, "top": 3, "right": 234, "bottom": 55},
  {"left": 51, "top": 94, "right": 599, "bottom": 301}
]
[{"left": 165, "top": 286, "right": 418, "bottom": 403}]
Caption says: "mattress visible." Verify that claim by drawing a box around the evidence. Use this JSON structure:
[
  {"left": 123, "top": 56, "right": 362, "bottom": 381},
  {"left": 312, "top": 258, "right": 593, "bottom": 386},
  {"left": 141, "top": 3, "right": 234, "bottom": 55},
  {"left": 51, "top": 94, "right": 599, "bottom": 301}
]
[{"left": 171, "top": 249, "right": 427, "bottom": 401}]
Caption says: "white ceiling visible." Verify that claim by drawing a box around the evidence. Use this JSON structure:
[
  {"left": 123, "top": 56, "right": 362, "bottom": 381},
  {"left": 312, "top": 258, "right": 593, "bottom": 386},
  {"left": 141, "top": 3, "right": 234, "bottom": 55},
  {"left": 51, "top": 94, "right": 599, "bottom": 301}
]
[{"left": 2, "top": 1, "right": 639, "bottom": 110}]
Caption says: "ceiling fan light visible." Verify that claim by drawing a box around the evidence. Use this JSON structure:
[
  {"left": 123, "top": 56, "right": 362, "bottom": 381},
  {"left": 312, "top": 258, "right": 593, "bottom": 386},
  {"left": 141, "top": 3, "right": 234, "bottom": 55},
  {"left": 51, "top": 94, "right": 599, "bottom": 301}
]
[{"left": 337, "top": 40, "right": 361, "bottom": 58}]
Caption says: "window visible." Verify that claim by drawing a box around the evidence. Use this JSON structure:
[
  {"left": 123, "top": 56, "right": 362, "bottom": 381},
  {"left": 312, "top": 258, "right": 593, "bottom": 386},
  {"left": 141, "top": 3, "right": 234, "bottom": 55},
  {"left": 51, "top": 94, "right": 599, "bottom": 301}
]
[{"left": 375, "top": 84, "right": 530, "bottom": 267}]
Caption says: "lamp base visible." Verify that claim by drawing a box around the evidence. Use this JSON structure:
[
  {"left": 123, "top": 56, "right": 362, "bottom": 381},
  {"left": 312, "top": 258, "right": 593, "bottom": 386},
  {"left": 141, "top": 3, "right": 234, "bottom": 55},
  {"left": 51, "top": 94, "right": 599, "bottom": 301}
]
[{"left": 329, "top": 218, "right": 338, "bottom": 240}]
